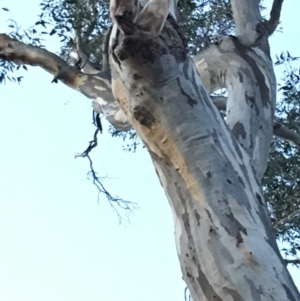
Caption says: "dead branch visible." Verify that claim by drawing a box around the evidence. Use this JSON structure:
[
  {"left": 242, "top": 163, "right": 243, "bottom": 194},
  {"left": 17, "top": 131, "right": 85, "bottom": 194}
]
[{"left": 75, "top": 127, "right": 137, "bottom": 223}]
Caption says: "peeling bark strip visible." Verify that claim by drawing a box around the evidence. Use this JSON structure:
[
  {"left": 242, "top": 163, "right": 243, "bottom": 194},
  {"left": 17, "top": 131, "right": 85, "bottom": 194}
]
[{"left": 109, "top": 0, "right": 300, "bottom": 300}]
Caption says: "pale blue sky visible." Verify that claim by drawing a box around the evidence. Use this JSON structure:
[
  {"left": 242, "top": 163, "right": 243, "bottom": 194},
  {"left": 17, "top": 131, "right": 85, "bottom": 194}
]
[{"left": 0, "top": 1, "right": 299, "bottom": 301}]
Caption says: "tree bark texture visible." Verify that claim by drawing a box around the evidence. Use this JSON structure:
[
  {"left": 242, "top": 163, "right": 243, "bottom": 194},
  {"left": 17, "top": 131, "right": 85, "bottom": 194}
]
[
  {"left": 108, "top": 0, "right": 299, "bottom": 300},
  {"left": 0, "top": 0, "right": 299, "bottom": 300}
]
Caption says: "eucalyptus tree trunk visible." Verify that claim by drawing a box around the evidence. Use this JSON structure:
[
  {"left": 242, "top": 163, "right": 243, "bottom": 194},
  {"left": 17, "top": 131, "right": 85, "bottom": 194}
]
[
  {"left": 0, "top": 0, "right": 299, "bottom": 300},
  {"left": 108, "top": 0, "right": 299, "bottom": 300}
]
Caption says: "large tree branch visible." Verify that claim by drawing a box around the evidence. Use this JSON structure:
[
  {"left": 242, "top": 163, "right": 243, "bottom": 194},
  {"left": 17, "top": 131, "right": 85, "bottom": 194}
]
[
  {"left": 69, "top": 26, "right": 112, "bottom": 75},
  {"left": 194, "top": 37, "right": 276, "bottom": 180},
  {"left": 210, "top": 96, "right": 300, "bottom": 149},
  {"left": 273, "top": 122, "right": 300, "bottom": 147},
  {"left": 69, "top": 34, "right": 102, "bottom": 75},
  {"left": 230, "top": 0, "right": 271, "bottom": 56},
  {"left": 230, "top": 0, "right": 261, "bottom": 34},
  {"left": 230, "top": 0, "right": 265, "bottom": 46},
  {"left": 265, "top": 0, "right": 284, "bottom": 36},
  {"left": 0, "top": 33, "right": 131, "bottom": 130},
  {"left": 274, "top": 208, "right": 300, "bottom": 230},
  {"left": 0, "top": 33, "right": 83, "bottom": 88}
]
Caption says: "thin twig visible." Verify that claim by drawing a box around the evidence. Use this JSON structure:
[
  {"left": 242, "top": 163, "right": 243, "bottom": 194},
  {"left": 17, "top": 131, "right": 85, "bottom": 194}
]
[
  {"left": 75, "top": 127, "right": 137, "bottom": 223},
  {"left": 184, "top": 287, "right": 193, "bottom": 301},
  {"left": 75, "top": 128, "right": 100, "bottom": 158},
  {"left": 274, "top": 208, "right": 300, "bottom": 229}
]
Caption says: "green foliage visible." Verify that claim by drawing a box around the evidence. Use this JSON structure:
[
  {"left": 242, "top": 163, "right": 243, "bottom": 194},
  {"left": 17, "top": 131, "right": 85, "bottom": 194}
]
[
  {"left": 37, "top": 0, "right": 110, "bottom": 64},
  {"left": 0, "top": 7, "right": 46, "bottom": 83},
  {"left": 263, "top": 52, "right": 300, "bottom": 258},
  {"left": 178, "top": 0, "right": 234, "bottom": 53},
  {"left": 108, "top": 127, "right": 142, "bottom": 153}
]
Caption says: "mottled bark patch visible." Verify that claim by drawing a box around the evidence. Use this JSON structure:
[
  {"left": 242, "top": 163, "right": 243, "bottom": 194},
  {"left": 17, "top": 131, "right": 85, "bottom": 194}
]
[
  {"left": 194, "top": 210, "right": 201, "bottom": 226},
  {"left": 235, "top": 231, "right": 244, "bottom": 247},
  {"left": 232, "top": 37, "right": 271, "bottom": 107},
  {"left": 245, "top": 92, "right": 259, "bottom": 116},
  {"left": 244, "top": 277, "right": 264, "bottom": 301},
  {"left": 219, "top": 198, "right": 248, "bottom": 237},
  {"left": 205, "top": 208, "right": 218, "bottom": 229},
  {"left": 133, "top": 73, "right": 142, "bottom": 80},
  {"left": 282, "top": 283, "right": 298, "bottom": 301},
  {"left": 113, "top": 15, "right": 187, "bottom": 65},
  {"left": 116, "top": 33, "right": 166, "bottom": 63},
  {"left": 255, "top": 192, "right": 263, "bottom": 205},
  {"left": 238, "top": 71, "right": 244, "bottom": 83},
  {"left": 232, "top": 122, "right": 246, "bottom": 139},
  {"left": 231, "top": 132, "right": 243, "bottom": 158},
  {"left": 176, "top": 78, "right": 198, "bottom": 107},
  {"left": 238, "top": 176, "right": 246, "bottom": 188},
  {"left": 133, "top": 106, "right": 155, "bottom": 128},
  {"left": 196, "top": 264, "right": 223, "bottom": 301},
  {"left": 223, "top": 287, "right": 244, "bottom": 301}
]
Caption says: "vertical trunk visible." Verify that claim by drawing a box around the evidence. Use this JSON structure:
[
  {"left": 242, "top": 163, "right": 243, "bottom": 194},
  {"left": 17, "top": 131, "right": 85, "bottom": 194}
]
[{"left": 108, "top": 3, "right": 300, "bottom": 300}]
